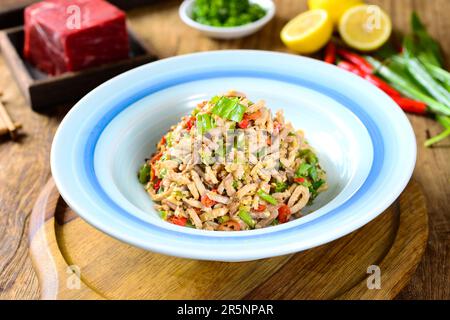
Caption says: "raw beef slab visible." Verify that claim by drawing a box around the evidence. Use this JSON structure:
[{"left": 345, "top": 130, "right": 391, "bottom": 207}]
[{"left": 24, "top": 0, "right": 129, "bottom": 75}]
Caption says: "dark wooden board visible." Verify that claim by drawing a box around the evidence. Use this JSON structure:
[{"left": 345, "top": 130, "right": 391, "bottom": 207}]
[
  {"left": 0, "top": 0, "right": 161, "bottom": 29},
  {"left": 0, "top": 26, "right": 155, "bottom": 112}
]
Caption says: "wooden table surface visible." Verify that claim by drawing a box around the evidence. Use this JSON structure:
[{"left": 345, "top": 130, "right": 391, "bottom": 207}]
[{"left": 0, "top": 0, "right": 449, "bottom": 300}]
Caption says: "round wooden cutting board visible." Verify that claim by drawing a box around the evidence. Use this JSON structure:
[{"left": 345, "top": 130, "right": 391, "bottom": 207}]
[{"left": 28, "top": 178, "right": 428, "bottom": 300}]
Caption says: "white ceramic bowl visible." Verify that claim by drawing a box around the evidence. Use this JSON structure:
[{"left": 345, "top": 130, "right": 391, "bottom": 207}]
[
  {"left": 179, "top": 0, "right": 276, "bottom": 39},
  {"left": 51, "top": 50, "right": 416, "bottom": 262}
]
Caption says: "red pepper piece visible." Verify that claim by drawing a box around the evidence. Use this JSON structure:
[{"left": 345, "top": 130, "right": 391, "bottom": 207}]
[
  {"left": 186, "top": 116, "right": 196, "bottom": 130},
  {"left": 278, "top": 205, "right": 291, "bottom": 224},
  {"left": 238, "top": 118, "right": 250, "bottom": 128},
  {"left": 201, "top": 194, "right": 217, "bottom": 207},
  {"left": 153, "top": 179, "right": 162, "bottom": 192},
  {"left": 169, "top": 216, "right": 188, "bottom": 226},
  {"left": 255, "top": 204, "right": 266, "bottom": 212},
  {"left": 294, "top": 177, "right": 305, "bottom": 183},
  {"left": 244, "top": 110, "right": 262, "bottom": 120}
]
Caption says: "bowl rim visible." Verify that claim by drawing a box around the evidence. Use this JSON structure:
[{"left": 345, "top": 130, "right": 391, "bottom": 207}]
[
  {"left": 179, "top": 0, "right": 276, "bottom": 33},
  {"left": 51, "top": 50, "right": 416, "bottom": 261}
]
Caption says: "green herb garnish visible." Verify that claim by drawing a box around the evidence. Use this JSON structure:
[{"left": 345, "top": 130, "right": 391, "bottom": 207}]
[{"left": 192, "top": 0, "right": 266, "bottom": 28}]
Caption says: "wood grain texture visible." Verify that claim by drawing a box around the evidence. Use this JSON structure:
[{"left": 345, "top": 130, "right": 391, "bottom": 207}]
[
  {"left": 28, "top": 179, "right": 427, "bottom": 300},
  {"left": 0, "top": 0, "right": 449, "bottom": 299}
]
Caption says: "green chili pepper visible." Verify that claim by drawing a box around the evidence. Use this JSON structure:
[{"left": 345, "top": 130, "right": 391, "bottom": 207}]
[
  {"left": 138, "top": 163, "right": 151, "bottom": 184},
  {"left": 366, "top": 56, "right": 450, "bottom": 116},
  {"left": 403, "top": 36, "right": 450, "bottom": 108},
  {"left": 257, "top": 189, "right": 278, "bottom": 205}
]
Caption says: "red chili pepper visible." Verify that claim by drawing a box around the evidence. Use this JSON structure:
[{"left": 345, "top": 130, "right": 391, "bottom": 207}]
[
  {"left": 153, "top": 179, "right": 162, "bottom": 192},
  {"left": 324, "top": 42, "right": 336, "bottom": 64},
  {"left": 294, "top": 177, "right": 305, "bottom": 183},
  {"left": 238, "top": 118, "right": 250, "bottom": 129},
  {"left": 255, "top": 204, "right": 266, "bottom": 212},
  {"left": 336, "top": 48, "right": 373, "bottom": 74},
  {"left": 278, "top": 205, "right": 291, "bottom": 224},
  {"left": 160, "top": 135, "right": 166, "bottom": 145},
  {"left": 391, "top": 96, "right": 427, "bottom": 114},
  {"left": 201, "top": 194, "right": 217, "bottom": 207},
  {"left": 337, "top": 61, "right": 365, "bottom": 76},
  {"left": 363, "top": 74, "right": 402, "bottom": 97},
  {"left": 186, "top": 116, "right": 196, "bottom": 130},
  {"left": 168, "top": 216, "right": 188, "bottom": 226},
  {"left": 338, "top": 61, "right": 402, "bottom": 97}
]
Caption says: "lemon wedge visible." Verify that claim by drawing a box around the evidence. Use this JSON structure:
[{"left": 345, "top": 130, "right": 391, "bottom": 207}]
[
  {"left": 339, "top": 4, "right": 392, "bottom": 51},
  {"left": 308, "top": 0, "right": 363, "bottom": 25},
  {"left": 280, "top": 9, "right": 333, "bottom": 54}
]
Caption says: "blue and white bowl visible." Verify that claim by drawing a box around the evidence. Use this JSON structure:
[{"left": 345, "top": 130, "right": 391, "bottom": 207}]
[{"left": 51, "top": 50, "right": 416, "bottom": 262}]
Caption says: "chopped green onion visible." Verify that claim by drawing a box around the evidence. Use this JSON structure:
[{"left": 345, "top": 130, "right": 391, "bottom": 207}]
[
  {"left": 299, "top": 149, "right": 318, "bottom": 164},
  {"left": 274, "top": 181, "right": 288, "bottom": 193},
  {"left": 185, "top": 220, "right": 195, "bottom": 228},
  {"left": 238, "top": 209, "right": 255, "bottom": 228},
  {"left": 232, "top": 180, "right": 239, "bottom": 189},
  {"left": 138, "top": 163, "right": 150, "bottom": 184},
  {"left": 196, "top": 113, "right": 216, "bottom": 134},
  {"left": 218, "top": 215, "right": 230, "bottom": 224},
  {"left": 159, "top": 168, "right": 168, "bottom": 179},
  {"left": 159, "top": 211, "right": 169, "bottom": 220},
  {"left": 166, "top": 132, "right": 173, "bottom": 147},
  {"left": 309, "top": 166, "right": 319, "bottom": 182},
  {"left": 295, "top": 163, "right": 311, "bottom": 177},
  {"left": 257, "top": 189, "right": 278, "bottom": 205},
  {"left": 211, "top": 96, "right": 246, "bottom": 122},
  {"left": 271, "top": 218, "right": 279, "bottom": 226}
]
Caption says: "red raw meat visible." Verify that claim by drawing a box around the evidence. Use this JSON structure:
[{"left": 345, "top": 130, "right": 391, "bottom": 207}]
[{"left": 24, "top": 0, "right": 129, "bottom": 75}]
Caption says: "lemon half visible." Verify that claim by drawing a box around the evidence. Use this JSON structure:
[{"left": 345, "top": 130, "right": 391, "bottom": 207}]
[
  {"left": 339, "top": 4, "right": 392, "bottom": 51},
  {"left": 280, "top": 9, "right": 333, "bottom": 54},
  {"left": 308, "top": 0, "right": 363, "bottom": 25}
]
